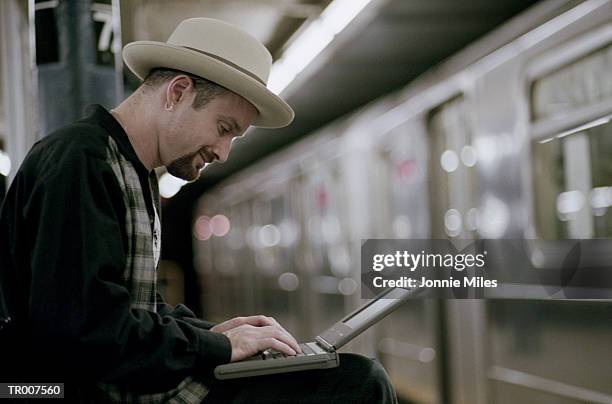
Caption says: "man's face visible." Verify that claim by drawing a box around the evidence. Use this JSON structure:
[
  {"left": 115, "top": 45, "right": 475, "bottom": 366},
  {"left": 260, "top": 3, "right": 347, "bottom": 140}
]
[{"left": 161, "top": 88, "right": 257, "bottom": 181}]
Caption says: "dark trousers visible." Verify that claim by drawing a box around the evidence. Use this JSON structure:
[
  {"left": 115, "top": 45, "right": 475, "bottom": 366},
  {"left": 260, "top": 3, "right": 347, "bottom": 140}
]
[{"left": 201, "top": 353, "right": 398, "bottom": 404}]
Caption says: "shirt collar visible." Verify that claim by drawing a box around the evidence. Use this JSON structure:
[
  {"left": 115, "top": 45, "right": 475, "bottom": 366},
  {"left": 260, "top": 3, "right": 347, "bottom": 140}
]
[{"left": 82, "top": 104, "right": 150, "bottom": 175}]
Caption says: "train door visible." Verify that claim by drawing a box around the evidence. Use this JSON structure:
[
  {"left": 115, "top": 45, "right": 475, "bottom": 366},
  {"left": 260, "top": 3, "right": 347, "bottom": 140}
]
[
  {"left": 428, "top": 96, "right": 480, "bottom": 240},
  {"left": 300, "top": 157, "right": 356, "bottom": 335},
  {"left": 427, "top": 95, "right": 487, "bottom": 404},
  {"left": 370, "top": 119, "right": 445, "bottom": 404}
]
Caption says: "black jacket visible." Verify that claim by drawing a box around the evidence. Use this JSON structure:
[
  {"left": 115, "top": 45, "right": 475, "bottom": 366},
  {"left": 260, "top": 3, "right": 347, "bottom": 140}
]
[{"left": 0, "top": 106, "right": 231, "bottom": 395}]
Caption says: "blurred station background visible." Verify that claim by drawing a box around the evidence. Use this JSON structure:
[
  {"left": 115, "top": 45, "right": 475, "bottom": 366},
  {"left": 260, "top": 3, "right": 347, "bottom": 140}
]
[{"left": 1, "top": 0, "right": 612, "bottom": 403}]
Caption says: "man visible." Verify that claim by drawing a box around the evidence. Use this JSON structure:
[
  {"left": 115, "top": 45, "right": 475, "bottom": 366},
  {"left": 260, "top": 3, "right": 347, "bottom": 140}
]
[{"left": 0, "top": 18, "right": 397, "bottom": 403}]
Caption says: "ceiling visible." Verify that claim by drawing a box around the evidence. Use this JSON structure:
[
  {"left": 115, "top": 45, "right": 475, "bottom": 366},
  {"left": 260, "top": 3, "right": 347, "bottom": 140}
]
[{"left": 120, "top": 0, "right": 332, "bottom": 83}]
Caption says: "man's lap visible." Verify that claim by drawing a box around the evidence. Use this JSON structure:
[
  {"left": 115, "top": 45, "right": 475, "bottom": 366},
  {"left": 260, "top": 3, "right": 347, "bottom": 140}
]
[{"left": 201, "top": 353, "right": 398, "bottom": 404}]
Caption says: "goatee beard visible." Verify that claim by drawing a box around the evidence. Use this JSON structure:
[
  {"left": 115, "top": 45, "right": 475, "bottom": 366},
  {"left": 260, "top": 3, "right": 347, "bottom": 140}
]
[{"left": 166, "top": 152, "right": 199, "bottom": 182}]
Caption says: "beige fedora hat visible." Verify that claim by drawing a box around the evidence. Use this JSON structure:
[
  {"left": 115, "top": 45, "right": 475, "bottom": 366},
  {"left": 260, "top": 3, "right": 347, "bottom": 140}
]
[{"left": 122, "top": 18, "right": 294, "bottom": 128}]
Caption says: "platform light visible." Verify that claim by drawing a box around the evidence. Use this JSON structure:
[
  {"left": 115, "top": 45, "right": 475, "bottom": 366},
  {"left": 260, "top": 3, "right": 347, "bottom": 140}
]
[
  {"left": 555, "top": 115, "right": 610, "bottom": 140},
  {"left": 556, "top": 190, "right": 585, "bottom": 216},
  {"left": 461, "top": 145, "right": 478, "bottom": 167},
  {"left": 210, "top": 214, "right": 230, "bottom": 237},
  {"left": 444, "top": 209, "right": 462, "bottom": 237},
  {"left": 0, "top": 151, "right": 11, "bottom": 176},
  {"left": 268, "top": 22, "right": 333, "bottom": 93},
  {"left": 538, "top": 136, "right": 555, "bottom": 144},
  {"left": 278, "top": 272, "right": 300, "bottom": 291},
  {"left": 159, "top": 172, "right": 187, "bottom": 199},
  {"left": 259, "top": 224, "right": 281, "bottom": 247},
  {"left": 268, "top": 0, "right": 373, "bottom": 93},
  {"left": 478, "top": 195, "right": 510, "bottom": 238},
  {"left": 539, "top": 115, "right": 612, "bottom": 144},
  {"left": 590, "top": 186, "right": 612, "bottom": 216},
  {"left": 194, "top": 215, "right": 212, "bottom": 241},
  {"left": 440, "top": 150, "right": 459, "bottom": 173},
  {"left": 338, "top": 278, "right": 357, "bottom": 295}
]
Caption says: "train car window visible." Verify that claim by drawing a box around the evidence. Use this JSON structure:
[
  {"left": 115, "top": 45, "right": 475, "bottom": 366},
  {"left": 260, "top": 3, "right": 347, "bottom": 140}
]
[
  {"left": 372, "top": 123, "right": 430, "bottom": 238},
  {"left": 531, "top": 43, "right": 612, "bottom": 122},
  {"left": 531, "top": 44, "right": 612, "bottom": 239},
  {"left": 427, "top": 96, "right": 479, "bottom": 239}
]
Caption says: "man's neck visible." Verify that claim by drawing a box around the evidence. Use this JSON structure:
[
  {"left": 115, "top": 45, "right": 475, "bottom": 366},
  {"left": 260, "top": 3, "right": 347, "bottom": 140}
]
[{"left": 110, "top": 98, "right": 160, "bottom": 171}]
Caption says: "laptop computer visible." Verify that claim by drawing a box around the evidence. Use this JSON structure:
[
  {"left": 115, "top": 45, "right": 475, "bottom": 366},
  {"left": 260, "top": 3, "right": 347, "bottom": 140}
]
[{"left": 214, "top": 287, "right": 422, "bottom": 380}]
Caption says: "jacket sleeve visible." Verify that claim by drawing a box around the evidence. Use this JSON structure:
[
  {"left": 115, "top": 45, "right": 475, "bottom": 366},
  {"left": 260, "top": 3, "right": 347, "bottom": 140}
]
[
  {"left": 24, "top": 149, "right": 231, "bottom": 386},
  {"left": 156, "top": 293, "right": 217, "bottom": 330}
]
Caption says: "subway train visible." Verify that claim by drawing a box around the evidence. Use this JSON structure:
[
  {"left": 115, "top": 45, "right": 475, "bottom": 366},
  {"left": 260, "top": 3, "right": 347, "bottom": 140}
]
[{"left": 185, "top": 1, "right": 612, "bottom": 403}]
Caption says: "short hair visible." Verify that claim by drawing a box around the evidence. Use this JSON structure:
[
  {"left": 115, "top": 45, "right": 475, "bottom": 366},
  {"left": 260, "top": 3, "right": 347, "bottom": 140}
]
[{"left": 142, "top": 68, "right": 228, "bottom": 109}]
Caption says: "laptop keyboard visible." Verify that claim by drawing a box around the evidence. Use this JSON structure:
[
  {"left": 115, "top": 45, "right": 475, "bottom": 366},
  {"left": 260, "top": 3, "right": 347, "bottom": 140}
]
[{"left": 261, "top": 343, "right": 320, "bottom": 360}]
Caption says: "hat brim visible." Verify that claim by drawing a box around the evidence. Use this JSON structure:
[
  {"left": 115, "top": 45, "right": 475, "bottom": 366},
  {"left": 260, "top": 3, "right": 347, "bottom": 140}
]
[{"left": 122, "top": 41, "right": 294, "bottom": 129}]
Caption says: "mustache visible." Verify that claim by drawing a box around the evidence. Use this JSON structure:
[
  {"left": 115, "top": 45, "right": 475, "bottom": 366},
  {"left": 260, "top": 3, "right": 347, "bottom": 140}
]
[{"left": 198, "top": 148, "right": 216, "bottom": 163}]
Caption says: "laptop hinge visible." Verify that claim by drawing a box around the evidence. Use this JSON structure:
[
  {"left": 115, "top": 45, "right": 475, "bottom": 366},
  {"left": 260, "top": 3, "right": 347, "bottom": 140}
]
[{"left": 315, "top": 336, "right": 335, "bottom": 352}]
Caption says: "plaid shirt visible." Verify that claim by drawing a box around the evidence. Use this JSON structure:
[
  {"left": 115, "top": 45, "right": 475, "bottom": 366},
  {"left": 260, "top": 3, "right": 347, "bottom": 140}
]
[{"left": 96, "top": 136, "right": 209, "bottom": 403}]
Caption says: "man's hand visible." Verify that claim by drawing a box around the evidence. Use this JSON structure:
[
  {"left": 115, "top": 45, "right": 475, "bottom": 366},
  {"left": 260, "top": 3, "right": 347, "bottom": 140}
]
[{"left": 211, "top": 315, "right": 302, "bottom": 362}]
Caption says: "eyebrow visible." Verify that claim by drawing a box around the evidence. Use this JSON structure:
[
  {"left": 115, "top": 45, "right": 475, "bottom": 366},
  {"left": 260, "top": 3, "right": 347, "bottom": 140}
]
[{"left": 218, "top": 115, "right": 242, "bottom": 134}]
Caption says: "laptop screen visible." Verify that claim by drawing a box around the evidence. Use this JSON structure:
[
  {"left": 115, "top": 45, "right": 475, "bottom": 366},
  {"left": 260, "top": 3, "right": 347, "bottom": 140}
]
[
  {"left": 316, "top": 287, "right": 420, "bottom": 350},
  {"left": 342, "top": 288, "right": 414, "bottom": 328}
]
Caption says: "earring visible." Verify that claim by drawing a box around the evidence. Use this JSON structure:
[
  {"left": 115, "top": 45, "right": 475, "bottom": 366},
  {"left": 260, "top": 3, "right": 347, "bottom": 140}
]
[{"left": 165, "top": 103, "right": 174, "bottom": 111}]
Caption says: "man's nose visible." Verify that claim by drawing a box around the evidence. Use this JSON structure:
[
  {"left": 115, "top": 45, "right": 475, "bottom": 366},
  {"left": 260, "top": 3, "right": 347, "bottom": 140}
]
[{"left": 213, "top": 138, "right": 232, "bottom": 163}]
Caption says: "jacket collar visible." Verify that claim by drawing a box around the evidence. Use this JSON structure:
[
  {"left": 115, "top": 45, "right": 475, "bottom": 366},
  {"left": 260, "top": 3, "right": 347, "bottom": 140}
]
[{"left": 82, "top": 104, "right": 150, "bottom": 175}]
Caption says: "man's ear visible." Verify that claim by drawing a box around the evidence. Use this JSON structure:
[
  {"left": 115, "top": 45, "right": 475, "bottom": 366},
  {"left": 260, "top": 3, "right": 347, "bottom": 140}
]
[{"left": 166, "top": 75, "right": 193, "bottom": 105}]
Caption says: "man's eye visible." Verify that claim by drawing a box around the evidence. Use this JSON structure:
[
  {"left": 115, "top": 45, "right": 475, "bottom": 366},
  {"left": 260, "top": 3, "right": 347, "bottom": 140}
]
[{"left": 219, "top": 125, "right": 231, "bottom": 135}]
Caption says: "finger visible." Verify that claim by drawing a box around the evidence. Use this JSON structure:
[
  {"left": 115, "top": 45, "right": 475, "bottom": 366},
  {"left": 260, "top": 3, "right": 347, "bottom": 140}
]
[
  {"left": 210, "top": 317, "right": 246, "bottom": 333},
  {"left": 266, "top": 317, "right": 301, "bottom": 353},
  {"left": 237, "top": 316, "right": 300, "bottom": 352},
  {"left": 258, "top": 326, "right": 301, "bottom": 354},
  {"left": 224, "top": 316, "right": 267, "bottom": 331},
  {"left": 257, "top": 338, "right": 296, "bottom": 356},
  {"left": 260, "top": 318, "right": 301, "bottom": 353},
  {"left": 240, "top": 315, "right": 274, "bottom": 327}
]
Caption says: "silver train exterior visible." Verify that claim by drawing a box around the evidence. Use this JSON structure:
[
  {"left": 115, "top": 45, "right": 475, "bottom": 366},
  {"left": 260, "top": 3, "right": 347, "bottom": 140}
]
[{"left": 192, "top": 1, "right": 612, "bottom": 403}]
